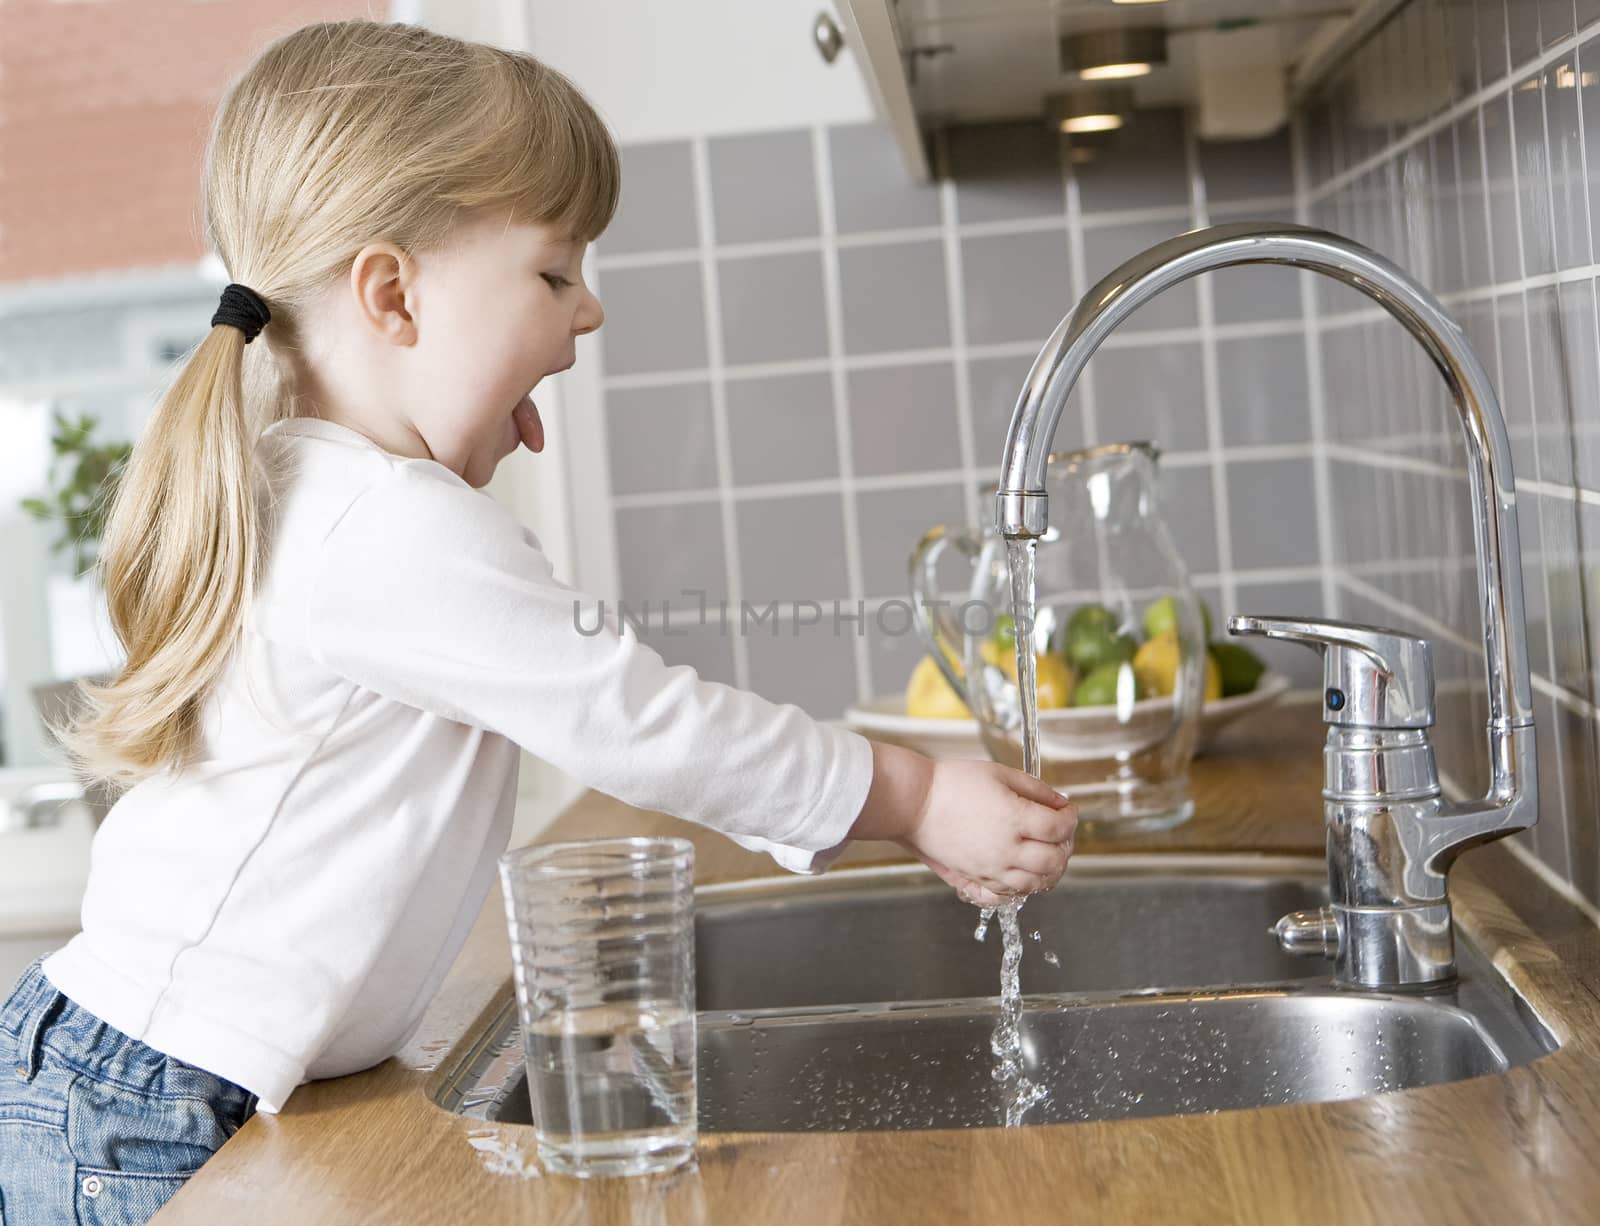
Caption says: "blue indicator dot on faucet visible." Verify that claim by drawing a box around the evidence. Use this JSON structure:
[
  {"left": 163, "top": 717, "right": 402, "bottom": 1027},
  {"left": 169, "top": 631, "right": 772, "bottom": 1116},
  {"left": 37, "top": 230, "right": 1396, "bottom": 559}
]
[{"left": 1326, "top": 688, "right": 1346, "bottom": 711}]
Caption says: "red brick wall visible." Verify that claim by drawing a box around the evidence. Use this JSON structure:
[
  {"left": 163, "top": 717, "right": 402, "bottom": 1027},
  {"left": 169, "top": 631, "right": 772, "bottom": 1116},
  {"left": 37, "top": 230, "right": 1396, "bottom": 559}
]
[{"left": 0, "top": 0, "right": 379, "bottom": 284}]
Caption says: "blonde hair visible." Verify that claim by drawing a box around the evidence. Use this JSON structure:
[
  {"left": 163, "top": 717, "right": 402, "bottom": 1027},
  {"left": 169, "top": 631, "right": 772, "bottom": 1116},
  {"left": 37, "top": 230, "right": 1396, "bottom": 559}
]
[{"left": 51, "top": 19, "right": 619, "bottom": 792}]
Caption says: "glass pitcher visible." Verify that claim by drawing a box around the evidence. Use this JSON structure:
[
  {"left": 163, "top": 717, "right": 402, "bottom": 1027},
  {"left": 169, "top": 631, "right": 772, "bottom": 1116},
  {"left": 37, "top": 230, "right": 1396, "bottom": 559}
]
[{"left": 910, "top": 442, "right": 1205, "bottom": 832}]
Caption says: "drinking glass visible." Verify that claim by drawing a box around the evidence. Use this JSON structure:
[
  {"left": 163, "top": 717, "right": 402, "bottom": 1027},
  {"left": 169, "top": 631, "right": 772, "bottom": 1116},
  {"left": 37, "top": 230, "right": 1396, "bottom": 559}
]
[{"left": 497, "top": 837, "right": 697, "bottom": 1178}]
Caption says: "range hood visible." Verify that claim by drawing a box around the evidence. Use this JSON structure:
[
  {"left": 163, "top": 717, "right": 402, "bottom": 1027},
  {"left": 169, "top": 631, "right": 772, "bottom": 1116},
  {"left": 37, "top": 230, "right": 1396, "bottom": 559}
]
[{"left": 831, "top": 0, "right": 1407, "bottom": 180}]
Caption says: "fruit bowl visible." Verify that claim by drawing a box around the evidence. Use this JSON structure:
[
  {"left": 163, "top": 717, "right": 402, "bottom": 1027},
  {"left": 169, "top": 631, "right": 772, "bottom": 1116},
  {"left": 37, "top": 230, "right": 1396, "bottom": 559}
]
[{"left": 843, "top": 672, "right": 1292, "bottom": 762}]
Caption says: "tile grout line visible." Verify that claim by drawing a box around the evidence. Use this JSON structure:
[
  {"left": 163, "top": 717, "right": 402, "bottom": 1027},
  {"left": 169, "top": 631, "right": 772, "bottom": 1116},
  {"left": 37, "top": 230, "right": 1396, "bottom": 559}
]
[
  {"left": 811, "top": 123, "right": 875, "bottom": 704},
  {"left": 1062, "top": 133, "right": 1099, "bottom": 451},
  {"left": 1184, "top": 122, "right": 1239, "bottom": 623},
  {"left": 937, "top": 128, "right": 985, "bottom": 540},
  {"left": 687, "top": 136, "right": 751, "bottom": 691},
  {"left": 1560, "top": 38, "right": 1600, "bottom": 738},
  {"left": 610, "top": 443, "right": 1326, "bottom": 510},
  {"left": 640, "top": 560, "right": 1331, "bottom": 627},
  {"left": 592, "top": 195, "right": 1304, "bottom": 272},
  {"left": 1502, "top": 58, "right": 1572, "bottom": 823},
  {"left": 1292, "top": 107, "right": 1343, "bottom": 623},
  {"left": 596, "top": 318, "right": 1315, "bottom": 390}
]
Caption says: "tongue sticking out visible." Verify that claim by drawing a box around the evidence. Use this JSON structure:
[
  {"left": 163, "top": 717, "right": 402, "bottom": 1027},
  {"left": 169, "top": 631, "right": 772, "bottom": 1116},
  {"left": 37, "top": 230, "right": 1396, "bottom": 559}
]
[{"left": 513, "top": 395, "right": 545, "bottom": 453}]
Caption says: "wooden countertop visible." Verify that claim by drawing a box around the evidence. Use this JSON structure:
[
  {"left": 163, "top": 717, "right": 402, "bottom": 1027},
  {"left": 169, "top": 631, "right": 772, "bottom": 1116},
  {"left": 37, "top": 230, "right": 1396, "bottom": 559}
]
[{"left": 160, "top": 704, "right": 1600, "bottom": 1224}]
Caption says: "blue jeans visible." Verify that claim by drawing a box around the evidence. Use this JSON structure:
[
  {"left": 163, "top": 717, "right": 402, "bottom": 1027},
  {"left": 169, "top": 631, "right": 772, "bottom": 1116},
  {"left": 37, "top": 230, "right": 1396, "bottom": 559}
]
[{"left": 0, "top": 959, "right": 257, "bottom": 1225}]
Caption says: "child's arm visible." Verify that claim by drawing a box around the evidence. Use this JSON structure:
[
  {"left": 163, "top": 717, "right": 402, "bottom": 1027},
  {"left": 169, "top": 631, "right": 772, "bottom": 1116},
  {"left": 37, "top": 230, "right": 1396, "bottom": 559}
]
[{"left": 306, "top": 464, "right": 1073, "bottom": 894}]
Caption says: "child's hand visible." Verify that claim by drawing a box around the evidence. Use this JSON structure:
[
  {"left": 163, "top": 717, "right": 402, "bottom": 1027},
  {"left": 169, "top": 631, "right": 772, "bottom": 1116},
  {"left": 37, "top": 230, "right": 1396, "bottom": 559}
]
[
  {"left": 850, "top": 742, "right": 1077, "bottom": 908},
  {"left": 903, "top": 760, "right": 1076, "bottom": 908}
]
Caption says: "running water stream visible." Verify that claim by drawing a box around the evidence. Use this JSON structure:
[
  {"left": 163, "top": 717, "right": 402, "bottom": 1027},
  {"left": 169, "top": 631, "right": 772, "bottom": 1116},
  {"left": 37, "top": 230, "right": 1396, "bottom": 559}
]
[{"left": 975, "top": 537, "right": 1050, "bottom": 1126}]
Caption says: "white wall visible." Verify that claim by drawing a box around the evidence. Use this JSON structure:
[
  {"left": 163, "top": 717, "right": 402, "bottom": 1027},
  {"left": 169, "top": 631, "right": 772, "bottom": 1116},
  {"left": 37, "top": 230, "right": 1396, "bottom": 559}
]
[{"left": 524, "top": 0, "right": 875, "bottom": 143}]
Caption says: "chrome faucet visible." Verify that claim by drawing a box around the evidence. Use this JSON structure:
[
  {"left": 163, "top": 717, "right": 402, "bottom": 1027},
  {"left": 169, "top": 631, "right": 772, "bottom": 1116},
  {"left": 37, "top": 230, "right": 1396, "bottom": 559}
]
[{"left": 994, "top": 222, "right": 1537, "bottom": 990}]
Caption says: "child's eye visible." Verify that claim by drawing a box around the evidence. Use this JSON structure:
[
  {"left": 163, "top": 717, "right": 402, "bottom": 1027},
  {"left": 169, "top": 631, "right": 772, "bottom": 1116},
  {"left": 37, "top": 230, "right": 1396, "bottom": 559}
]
[{"left": 542, "top": 273, "right": 573, "bottom": 291}]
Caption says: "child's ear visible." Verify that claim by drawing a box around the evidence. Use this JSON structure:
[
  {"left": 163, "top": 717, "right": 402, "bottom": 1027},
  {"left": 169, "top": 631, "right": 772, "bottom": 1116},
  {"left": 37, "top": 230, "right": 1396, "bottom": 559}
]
[{"left": 348, "top": 241, "right": 418, "bottom": 345}]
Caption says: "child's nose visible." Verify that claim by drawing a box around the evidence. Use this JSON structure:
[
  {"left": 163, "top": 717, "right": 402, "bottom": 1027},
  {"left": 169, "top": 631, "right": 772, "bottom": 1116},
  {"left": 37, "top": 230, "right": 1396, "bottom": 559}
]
[{"left": 576, "top": 288, "right": 604, "bottom": 335}]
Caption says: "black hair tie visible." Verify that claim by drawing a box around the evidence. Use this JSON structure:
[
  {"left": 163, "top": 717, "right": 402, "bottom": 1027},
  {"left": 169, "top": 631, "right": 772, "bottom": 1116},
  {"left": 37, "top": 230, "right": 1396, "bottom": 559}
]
[{"left": 211, "top": 283, "right": 272, "bottom": 344}]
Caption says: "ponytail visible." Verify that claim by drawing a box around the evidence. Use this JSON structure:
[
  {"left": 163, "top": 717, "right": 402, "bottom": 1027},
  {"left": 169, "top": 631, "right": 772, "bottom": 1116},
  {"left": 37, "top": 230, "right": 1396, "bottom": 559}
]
[{"left": 49, "top": 318, "right": 266, "bottom": 789}]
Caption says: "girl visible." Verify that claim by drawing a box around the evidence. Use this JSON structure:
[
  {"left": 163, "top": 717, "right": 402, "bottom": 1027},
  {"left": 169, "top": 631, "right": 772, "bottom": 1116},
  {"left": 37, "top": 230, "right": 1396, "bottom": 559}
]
[{"left": 0, "top": 18, "right": 1075, "bottom": 1223}]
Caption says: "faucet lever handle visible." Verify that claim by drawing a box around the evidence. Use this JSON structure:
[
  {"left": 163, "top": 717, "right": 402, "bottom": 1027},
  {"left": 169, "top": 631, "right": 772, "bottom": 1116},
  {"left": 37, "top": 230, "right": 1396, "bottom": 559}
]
[{"left": 1227, "top": 614, "right": 1435, "bottom": 729}]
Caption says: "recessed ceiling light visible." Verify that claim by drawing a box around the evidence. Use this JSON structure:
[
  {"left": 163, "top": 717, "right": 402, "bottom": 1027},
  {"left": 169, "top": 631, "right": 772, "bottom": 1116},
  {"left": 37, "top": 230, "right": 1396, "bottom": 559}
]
[
  {"left": 1044, "top": 85, "right": 1135, "bottom": 136},
  {"left": 1060, "top": 113, "right": 1124, "bottom": 133},
  {"left": 1079, "top": 62, "right": 1153, "bottom": 81},
  {"left": 1060, "top": 28, "right": 1168, "bottom": 80}
]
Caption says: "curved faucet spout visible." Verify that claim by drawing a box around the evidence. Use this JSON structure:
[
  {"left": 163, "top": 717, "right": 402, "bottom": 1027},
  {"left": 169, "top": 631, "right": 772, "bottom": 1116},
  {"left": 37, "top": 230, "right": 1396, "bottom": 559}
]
[{"left": 994, "top": 221, "right": 1534, "bottom": 840}]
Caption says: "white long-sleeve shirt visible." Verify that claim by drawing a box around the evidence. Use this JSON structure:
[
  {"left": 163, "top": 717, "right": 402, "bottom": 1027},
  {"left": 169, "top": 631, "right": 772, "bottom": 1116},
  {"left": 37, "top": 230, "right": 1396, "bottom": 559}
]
[{"left": 42, "top": 416, "right": 876, "bottom": 1113}]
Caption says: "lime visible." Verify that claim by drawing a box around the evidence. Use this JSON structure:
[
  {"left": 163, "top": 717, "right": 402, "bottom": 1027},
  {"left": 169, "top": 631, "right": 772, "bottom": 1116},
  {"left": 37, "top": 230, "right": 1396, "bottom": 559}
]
[
  {"left": 1209, "top": 641, "right": 1266, "bottom": 697},
  {"left": 992, "top": 612, "right": 1017, "bottom": 651},
  {"left": 1065, "top": 624, "right": 1137, "bottom": 676},
  {"left": 1143, "top": 594, "right": 1212, "bottom": 642},
  {"left": 1067, "top": 603, "right": 1118, "bottom": 639},
  {"left": 1073, "top": 660, "right": 1142, "bottom": 707}
]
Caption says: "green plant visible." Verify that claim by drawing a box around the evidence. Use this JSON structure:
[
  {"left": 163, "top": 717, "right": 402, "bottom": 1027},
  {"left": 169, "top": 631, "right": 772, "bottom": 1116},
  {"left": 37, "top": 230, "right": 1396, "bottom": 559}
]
[{"left": 19, "top": 407, "right": 132, "bottom": 577}]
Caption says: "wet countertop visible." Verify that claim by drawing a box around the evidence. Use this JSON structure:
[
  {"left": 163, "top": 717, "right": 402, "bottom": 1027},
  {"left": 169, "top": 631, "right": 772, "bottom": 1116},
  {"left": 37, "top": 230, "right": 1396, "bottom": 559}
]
[{"left": 160, "top": 703, "right": 1600, "bottom": 1224}]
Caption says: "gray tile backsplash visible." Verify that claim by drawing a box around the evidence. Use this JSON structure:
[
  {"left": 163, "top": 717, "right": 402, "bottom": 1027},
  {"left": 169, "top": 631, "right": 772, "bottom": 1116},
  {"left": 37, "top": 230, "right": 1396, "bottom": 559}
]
[
  {"left": 614, "top": 501, "right": 726, "bottom": 606},
  {"left": 836, "top": 239, "right": 952, "bottom": 355},
  {"left": 716, "top": 251, "right": 829, "bottom": 365},
  {"left": 828, "top": 122, "right": 944, "bottom": 233},
  {"left": 734, "top": 492, "right": 851, "bottom": 608},
  {"left": 601, "top": 141, "right": 700, "bottom": 255},
  {"left": 595, "top": 112, "right": 1309, "bottom": 732},
  {"left": 1227, "top": 457, "right": 1321, "bottom": 571},
  {"left": 605, "top": 381, "right": 719, "bottom": 496},
  {"left": 959, "top": 228, "right": 1072, "bottom": 347},
  {"left": 724, "top": 372, "right": 839, "bottom": 486},
  {"left": 853, "top": 483, "right": 970, "bottom": 602},
  {"left": 1215, "top": 334, "right": 1313, "bottom": 446},
  {"left": 845, "top": 362, "right": 964, "bottom": 477},
  {"left": 1091, "top": 344, "right": 1211, "bottom": 453},
  {"left": 707, "top": 129, "right": 820, "bottom": 245},
  {"left": 593, "top": 263, "right": 707, "bottom": 375},
  {"left": 1303, "top": 0, "right": 1600, "bottom": 904},
  {"left": 1075, "top": 108, "right": 1190, "bottom": 214}
]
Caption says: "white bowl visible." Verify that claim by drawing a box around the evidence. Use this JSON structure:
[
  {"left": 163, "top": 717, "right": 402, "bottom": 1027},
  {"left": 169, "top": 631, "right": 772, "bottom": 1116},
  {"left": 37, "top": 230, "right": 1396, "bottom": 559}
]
[{"left": 842, "top": 672, "right": 1293, "bottom": 761}]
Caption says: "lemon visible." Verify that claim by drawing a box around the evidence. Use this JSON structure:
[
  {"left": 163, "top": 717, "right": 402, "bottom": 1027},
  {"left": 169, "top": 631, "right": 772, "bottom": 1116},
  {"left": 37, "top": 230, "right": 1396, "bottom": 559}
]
[
  {"left": 906, "top": 654, "right": 971, "bottom": 719},
  {"left": 978, "top": 640, "right": 1075, "bottom": 709},
  {"left": 1134, "top": 630, "right": 1224, "bottom": 702},
  {"left": 1033, "top": 653, "right": 1076, "bottom": 710},
  {"left": 1133, "top": 630, "right": 1182, "bottom": 698}
]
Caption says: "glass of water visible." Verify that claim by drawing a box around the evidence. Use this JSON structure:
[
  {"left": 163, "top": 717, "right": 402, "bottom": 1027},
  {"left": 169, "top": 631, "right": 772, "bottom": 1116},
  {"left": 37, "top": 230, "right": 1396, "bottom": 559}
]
[{"left": 497, "top": 836, "right": 697, "bottom": 1178}]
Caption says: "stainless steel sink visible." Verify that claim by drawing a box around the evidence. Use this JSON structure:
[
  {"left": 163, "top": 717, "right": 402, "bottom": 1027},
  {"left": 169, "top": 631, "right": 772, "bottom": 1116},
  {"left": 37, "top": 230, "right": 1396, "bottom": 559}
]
[
  {"left": 436, "top": 855, "right": 1557, "bottom": 1133},
  {"left": 694, "top": 856, "right": 1329, "bottom": 1010}
]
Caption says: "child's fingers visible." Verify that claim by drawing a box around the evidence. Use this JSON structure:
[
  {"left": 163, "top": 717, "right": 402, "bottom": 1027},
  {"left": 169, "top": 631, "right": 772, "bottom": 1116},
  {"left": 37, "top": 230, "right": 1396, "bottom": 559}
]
[
  {"left": 1001, "top": 766, "right": 1071, "bottom": 810},
  {"left": 1019, "top": 797, "right": 1079, "bottom": 845},
  {"left": 960, "top": 880, "right": 1016, "bottom": 909},
  {"left": 992, "top": 865, "right": 1052, "bottom": 896},
  {"left": 1011, "top": 839, "right": 1069, "bottom": 885}
]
